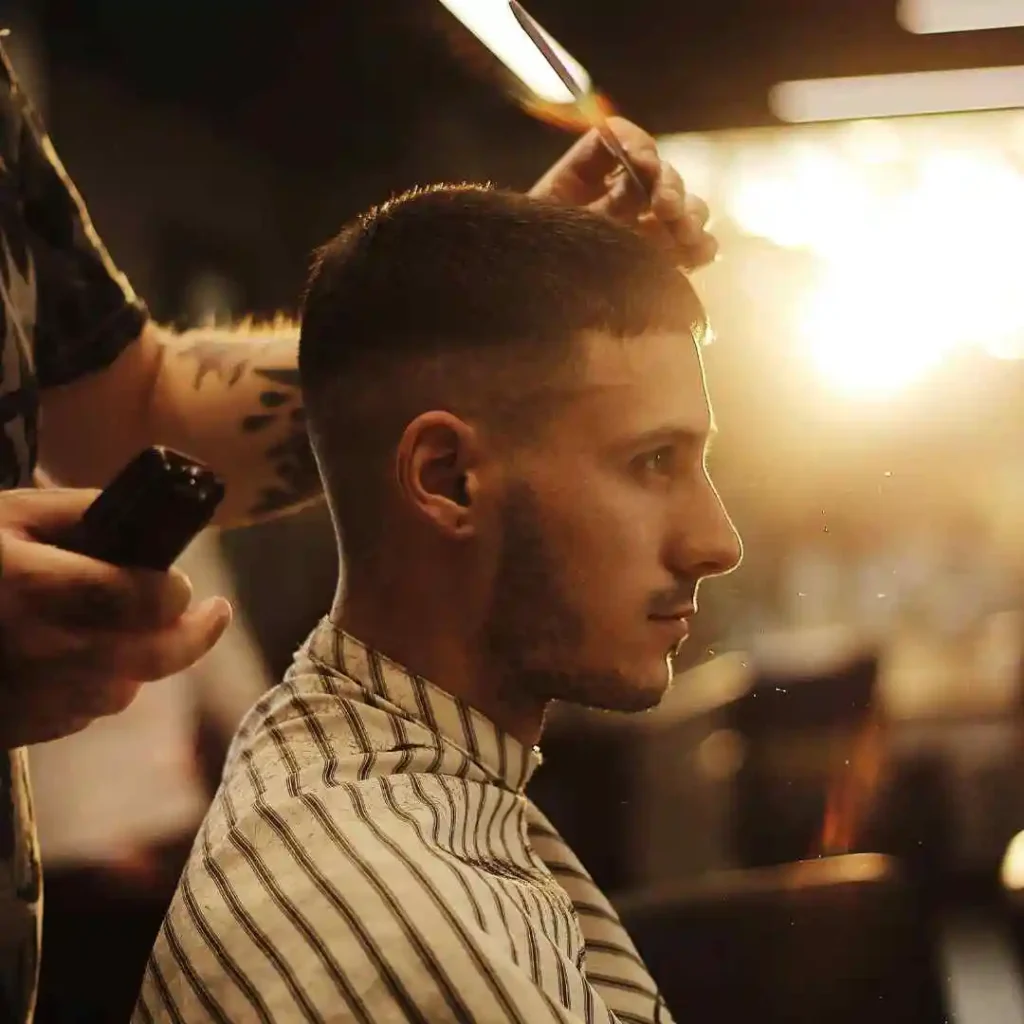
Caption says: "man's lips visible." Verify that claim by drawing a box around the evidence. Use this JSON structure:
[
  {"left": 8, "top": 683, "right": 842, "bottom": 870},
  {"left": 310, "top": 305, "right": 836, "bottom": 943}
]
[
  {"left": 649, "top": 603, "right": 696, "bottom": 622},
  {"left": 648, "top": 607, "right": 695, "bottom": 643}
]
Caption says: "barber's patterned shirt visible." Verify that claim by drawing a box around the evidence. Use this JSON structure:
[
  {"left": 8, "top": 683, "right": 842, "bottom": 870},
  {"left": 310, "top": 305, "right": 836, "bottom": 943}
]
[
  {"left": 138, "top": 620, "right": 674, "bottom": 1023},
  {"left": 0, "top": 38, "right": 148, "bottom": 1024}
]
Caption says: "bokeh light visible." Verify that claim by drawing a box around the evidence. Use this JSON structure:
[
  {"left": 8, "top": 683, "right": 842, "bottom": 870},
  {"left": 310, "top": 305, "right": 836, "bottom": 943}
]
[{"left": 661, "top": 112, "right": 1024, "bottom": 400}]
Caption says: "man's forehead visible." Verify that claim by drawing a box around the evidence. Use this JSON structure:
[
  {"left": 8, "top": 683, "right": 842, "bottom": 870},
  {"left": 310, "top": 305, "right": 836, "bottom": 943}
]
[
  {"left": 578, "top": 326, "right": 705, "bottom": 376},
  {"left": 568, "top": 328, "right": 714, "bottom": 438}
]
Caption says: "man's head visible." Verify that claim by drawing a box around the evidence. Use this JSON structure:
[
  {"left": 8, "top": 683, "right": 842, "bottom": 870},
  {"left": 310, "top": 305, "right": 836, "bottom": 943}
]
[{"left": 300, "top": 184, "right": 741, "bottom": 720}]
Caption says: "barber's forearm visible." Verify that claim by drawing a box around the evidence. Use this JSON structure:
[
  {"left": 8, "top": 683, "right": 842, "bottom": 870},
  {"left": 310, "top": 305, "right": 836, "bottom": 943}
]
[{"left": 146, "top": 321, "right": 322, "bottom": 527}]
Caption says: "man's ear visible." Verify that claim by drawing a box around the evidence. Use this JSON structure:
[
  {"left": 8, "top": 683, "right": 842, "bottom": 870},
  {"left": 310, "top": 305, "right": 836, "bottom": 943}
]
[{"left": 395, "top": 411, "right": 484, "bottom": 539}]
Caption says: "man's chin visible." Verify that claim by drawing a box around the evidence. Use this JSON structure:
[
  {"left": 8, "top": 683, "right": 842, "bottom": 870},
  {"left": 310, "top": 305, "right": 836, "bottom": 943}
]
[
  {"left": 569, "top": 666, "right": 673, "bottom": 715},
  {"left": 602, "top": 679, "right": 672, "bottom": 714},
  {"left": 520, "top": 656, "right": 674, "bottom": 715}
]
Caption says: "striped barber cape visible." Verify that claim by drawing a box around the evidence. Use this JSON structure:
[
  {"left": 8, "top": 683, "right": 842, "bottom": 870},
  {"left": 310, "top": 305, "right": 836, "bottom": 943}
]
[{"left": 136, "top": 618, "right": 672, "bottom": 1024}]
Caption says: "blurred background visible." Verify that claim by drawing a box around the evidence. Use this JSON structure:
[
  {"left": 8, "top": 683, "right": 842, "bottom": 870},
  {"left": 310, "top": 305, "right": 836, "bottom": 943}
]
[{"left": 10, "top": 0, "right": 1024, "bottom": 1020}]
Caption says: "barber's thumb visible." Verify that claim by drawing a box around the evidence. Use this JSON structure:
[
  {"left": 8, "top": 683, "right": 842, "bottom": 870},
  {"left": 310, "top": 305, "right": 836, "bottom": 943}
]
[
  {"left": 180, "top": 596, "right": 234, "bottom": 654},
  {"left": 3, "top": 486, "right": 102, "bottom": 536}
]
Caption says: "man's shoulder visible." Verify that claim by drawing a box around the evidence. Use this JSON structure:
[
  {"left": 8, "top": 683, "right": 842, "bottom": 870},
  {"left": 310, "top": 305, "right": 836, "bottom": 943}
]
[
  {"left": 222, "top": 666, "right": 452, "bottom": 786},
  {"left": 153, "top": 766, "right": 502, "bottom": 1013},
  {"left": 181, "top": 701, "right": 523, "bottom": 934}
]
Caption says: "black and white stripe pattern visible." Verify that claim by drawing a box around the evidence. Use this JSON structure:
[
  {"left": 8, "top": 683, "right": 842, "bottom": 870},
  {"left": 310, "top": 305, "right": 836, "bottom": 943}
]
[{"left": 136, "top": 620, "right": 672, "bottom": 1023}]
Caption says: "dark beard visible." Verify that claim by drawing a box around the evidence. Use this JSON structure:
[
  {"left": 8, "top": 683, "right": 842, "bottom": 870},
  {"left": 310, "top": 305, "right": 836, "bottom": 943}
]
[{"left": 483, "top": 481, "right": 664, "bottom": 713}]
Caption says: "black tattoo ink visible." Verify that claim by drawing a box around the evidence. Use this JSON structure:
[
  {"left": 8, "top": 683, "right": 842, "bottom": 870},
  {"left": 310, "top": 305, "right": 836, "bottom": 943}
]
[
  {"left": 242, "top": 414, "right": 274, "bottom": 432},
  {"left": 259, "top": 390, "right": 289, "bottom": 408},
  {"left": 240, "top": 383, "right": 294, "bottom": 433},
  {"left": 255, "top": 368, "right": 300, "bottom": 390},
  {"left": 178, "top": 338, "right": 272, "bottom": 390},
  {"left": 249, "top": 425, "right": 320, "bottom": 517},
  {"left": 245, "top": 367, "right": 320, "bottom": 516}
]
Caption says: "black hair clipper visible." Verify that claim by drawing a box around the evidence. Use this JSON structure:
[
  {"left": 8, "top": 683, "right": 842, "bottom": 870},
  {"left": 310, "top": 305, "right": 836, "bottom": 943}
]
[{"left": 58, "top": 446, "right": 225, "bottom": 570}]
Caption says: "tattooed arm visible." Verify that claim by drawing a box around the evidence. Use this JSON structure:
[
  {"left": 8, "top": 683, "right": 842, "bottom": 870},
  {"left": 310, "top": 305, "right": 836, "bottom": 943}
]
[{"left": 37, "top": 320, "right": 318, "bottom": 527}]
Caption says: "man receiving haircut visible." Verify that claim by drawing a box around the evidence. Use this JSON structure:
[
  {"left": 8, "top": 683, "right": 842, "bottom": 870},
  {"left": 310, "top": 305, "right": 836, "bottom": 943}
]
[{"left": 139, "top": 184, "right": 742, "bottom": 1024}]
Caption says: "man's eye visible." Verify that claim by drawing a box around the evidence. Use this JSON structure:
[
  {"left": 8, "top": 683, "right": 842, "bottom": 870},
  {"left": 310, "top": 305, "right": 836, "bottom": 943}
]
[{"left": 637, "top": 447, "right": 675, "bottom": 476}]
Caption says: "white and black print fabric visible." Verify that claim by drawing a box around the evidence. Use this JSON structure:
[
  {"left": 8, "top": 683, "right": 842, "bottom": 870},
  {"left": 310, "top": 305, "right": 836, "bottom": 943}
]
[{"left": 0, "top": 38, "right": 148, "bottom": 1024}]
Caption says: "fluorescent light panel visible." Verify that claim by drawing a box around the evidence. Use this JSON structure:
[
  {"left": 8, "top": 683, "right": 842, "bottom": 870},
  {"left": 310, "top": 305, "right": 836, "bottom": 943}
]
[
  {"left": 771, "top": 65, "right": 1024, "bottom": 122},
  {"left": 436, "top": 0, "right": 590, "bottom": 104},
  {"left": 898, "top": 0, "right": 1024, "bottom": 34}
]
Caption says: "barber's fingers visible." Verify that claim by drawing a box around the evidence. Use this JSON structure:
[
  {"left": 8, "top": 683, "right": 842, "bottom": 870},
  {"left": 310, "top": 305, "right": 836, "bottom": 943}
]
[
  {"left": 15, "top": 596, "right": 233, "bottom": 689},
  {"left": 0, "top": 530, "right": 194, "bottom": 630},
  {"left": 637, "top": 161, "right": 718, "bottom": 270},
  {"left": 0, "top": 486, "right": 102, "bottom": 533},
  {"left": 100, "top": 597, "right": 233, "bottom": 682}
]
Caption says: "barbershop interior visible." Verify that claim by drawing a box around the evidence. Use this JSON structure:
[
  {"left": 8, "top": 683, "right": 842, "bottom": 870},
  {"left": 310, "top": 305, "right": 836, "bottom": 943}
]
[{"left": 11, "top": 0, "right": 1024, "bottom": 1020}]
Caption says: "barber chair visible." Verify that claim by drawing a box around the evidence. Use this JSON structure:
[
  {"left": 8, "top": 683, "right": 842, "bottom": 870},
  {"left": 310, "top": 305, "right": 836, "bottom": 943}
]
[
  {"left": 617, "top": 854, "right": 947, "bottom": 1024},
  {"left": 728, "top": 650, "right": 879, "bottom": 867},
  {"left": 532, "top": 654, "right": 750, "bottom": 894}
]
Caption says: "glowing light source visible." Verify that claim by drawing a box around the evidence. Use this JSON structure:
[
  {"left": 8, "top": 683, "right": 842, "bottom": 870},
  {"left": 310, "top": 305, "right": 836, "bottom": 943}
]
[
  {"left": 661, "top": 111, "right": 1024, "bottom": 399},
  {"left": 727, "top": 142, "right": 871, "bottom": 251},
  {"left": 436, "top": 0, "right": 590, "bottom": 104},
  {"left": 796, "top": 147, "right": 1024, "bottom": 396},
  {"left": 798, "top": 261, "right": 959, "bottom": 399},
  {"left": 1002, "top": 830, "right": 1024, "bottom": 891},
  {"left": 839, "top": 120, "right": 904, "bottom": 165},
  {"left": 898, "top": 0, "right": 1024, "bottom": 34},
  {"left": 770, "top": 66, "right": 1024, "bottom": 123}
]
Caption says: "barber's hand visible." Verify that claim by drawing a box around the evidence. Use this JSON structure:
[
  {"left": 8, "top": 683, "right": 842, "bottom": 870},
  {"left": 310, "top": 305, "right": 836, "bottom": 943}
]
[
  {"left": 529, "top": 116, "right": 717, "bottom": 271},
  {"left": 0, "top": 488, "right": 232, "bottom": 748}
]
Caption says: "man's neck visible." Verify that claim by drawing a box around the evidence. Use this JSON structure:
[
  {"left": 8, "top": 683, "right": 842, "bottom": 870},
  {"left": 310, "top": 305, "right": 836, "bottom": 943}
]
[{"left": 332, "top": 587, "right": 547, "bottom": 748}]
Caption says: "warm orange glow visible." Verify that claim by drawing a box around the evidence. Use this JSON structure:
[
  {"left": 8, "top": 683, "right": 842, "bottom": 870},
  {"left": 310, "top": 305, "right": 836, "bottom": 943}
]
[
  {"left": 812, "top": 713, "right": 887, "bottom": 857},
  {"left": 435, "top": 0, "right": 615, "bottom": 140},
  {"left": 656, "top": 115, "right": 1024, "bottom": 397},
  {"left": 520, "top": 91, "right": 618, "bottom": 133},
  {"left": 436, "top": 0, "right": 590, "bottom": 104}
]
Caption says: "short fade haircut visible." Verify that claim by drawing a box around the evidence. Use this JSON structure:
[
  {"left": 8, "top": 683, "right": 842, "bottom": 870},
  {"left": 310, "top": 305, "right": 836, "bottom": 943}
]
[{"left": 299, "top": 183, "right": 707, "bottom": 565}]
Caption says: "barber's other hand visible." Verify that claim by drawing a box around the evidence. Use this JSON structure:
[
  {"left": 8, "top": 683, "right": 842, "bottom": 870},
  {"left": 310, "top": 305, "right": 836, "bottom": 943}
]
[
  {"left": 529, "top": 116, "right": 717, "bottom": 271},
  {"left": 0, "top": 488, "right": 232, "bottom": 748}
]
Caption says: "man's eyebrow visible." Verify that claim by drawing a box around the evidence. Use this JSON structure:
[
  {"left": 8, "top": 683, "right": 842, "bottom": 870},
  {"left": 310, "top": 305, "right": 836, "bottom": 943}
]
[{"left": 628, "top": 423, "right": 716, "bottom": 450}]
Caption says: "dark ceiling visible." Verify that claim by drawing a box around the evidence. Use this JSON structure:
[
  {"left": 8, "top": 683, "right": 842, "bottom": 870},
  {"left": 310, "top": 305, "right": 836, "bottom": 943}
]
[{"left": 33, "top": 0, "right": 1024, "bottom": 172}]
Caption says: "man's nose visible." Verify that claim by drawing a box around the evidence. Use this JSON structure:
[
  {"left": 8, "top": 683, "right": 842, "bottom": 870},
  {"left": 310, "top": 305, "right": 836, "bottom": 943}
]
[{"left": 669, "top": 477, "right": 743, "bottom": 581}]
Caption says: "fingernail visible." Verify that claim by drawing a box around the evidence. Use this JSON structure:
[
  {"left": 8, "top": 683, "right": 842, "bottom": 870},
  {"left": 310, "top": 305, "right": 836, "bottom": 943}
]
[
  {"left": 686, "top": 213, "right": 704, "bottom": 235},
  {"left": 197, "top": 595, "right": 233, "bottom": 626},
  {"left": 610, "top": 175, "right": 631, "bottom": 205},
  {"left": 168, "top": 569, "right": 194, "bottom": 605}
]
